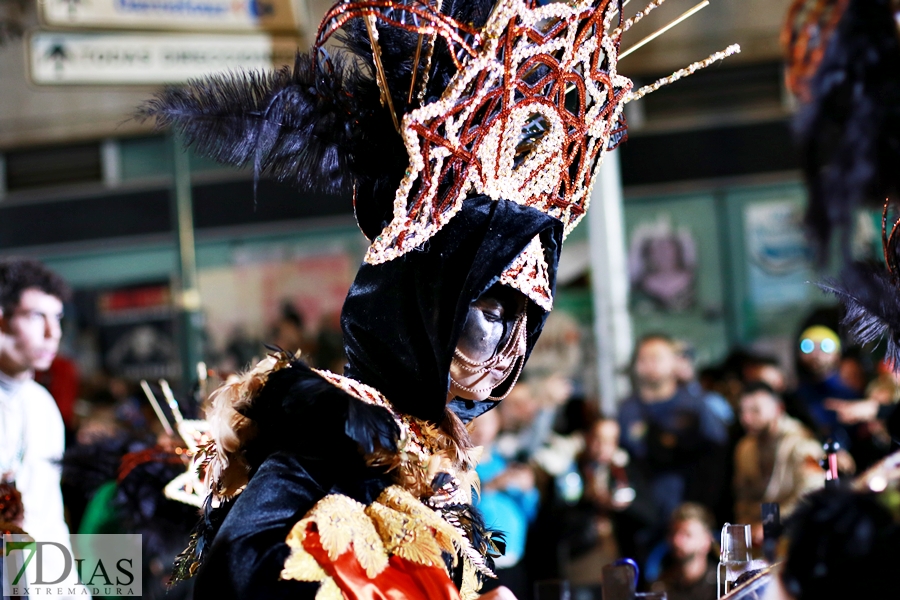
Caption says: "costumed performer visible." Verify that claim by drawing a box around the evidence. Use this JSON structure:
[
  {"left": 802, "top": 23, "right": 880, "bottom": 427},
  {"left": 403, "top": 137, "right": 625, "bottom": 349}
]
[{"left": 139, "top": 0, "right": 740, "bottom": 598}]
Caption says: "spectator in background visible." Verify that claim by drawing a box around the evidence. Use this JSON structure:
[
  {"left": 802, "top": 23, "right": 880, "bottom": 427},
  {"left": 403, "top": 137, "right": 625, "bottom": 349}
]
[
  {"left": 650, "top": 503, "right": 718, "bottom": 600},
  {"left": 733, "top": 382, "right": 824, "bottom": 546},
  {"left": 825, "top": 359, "right": 900, "bottom": 470},
  {"left": 562, "top": 418, "right": 654, "bottom": 586},
  {"left": 674, "top": 341, "right": 733, "bottom": 427},
  {"left": 223, "top": 325, "right": 261, "bottom": 374},
  {"left": 0, "top": 258, "right": 83, "bottom": 594},
  {"left": 35, "top": 354, "right": 80, "bottom": 441},
  {"left": 618, "top": 335, "right": 727, "bottom": 552},
  {"left": 795, "top": 326, "right": 863, "bottom": 451},
  {"left": 743, "top": 355, "right": 818, "bottom": 435},
  {"left": 472, "top": 408, "right": 539, "bottom": 600},
  {"left": 271, "top": 301, "right": 307, "bottom": 357},
  {"left": 496, "top": 381, "right": 542, "bottom": 461},
  {"left": 838, "top": 352, "right": 869, "bottom": 396},
  {"left": 315, "top": 312, "right": 346, "bottom": 373}
]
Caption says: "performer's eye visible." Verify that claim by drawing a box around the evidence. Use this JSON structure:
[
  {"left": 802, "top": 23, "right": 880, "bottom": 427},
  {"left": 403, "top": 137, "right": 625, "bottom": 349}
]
[{"left": 483, "top": 309, "right": 503, "bottom": 323}]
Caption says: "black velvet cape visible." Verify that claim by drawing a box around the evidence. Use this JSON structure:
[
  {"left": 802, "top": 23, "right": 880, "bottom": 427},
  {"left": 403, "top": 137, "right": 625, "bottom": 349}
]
[{"left": 192, "top": 196, "right": 562, "bottom": 600}]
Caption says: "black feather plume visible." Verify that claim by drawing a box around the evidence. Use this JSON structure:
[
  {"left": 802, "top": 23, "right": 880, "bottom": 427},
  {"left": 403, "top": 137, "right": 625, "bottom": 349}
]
[
  {"left": 137, "top": 1, "right": 499, "bottom": 238},
  {"left": 795, "top": 0, "right": 900, "bottom": 260},
  {"left": 335, "top": 0, "right": 495, "bottom": 113},
  {"left": 137, "top": 52, "right": 370, "bottom": 197},
  {"left": 819, "top": 262, "right": 900, "bottom": 364}
]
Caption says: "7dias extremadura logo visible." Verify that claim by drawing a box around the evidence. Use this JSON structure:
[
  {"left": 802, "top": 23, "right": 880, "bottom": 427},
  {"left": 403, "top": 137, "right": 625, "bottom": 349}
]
[{"left": 2, "top": 534, "right": 142, "bottom": 597}]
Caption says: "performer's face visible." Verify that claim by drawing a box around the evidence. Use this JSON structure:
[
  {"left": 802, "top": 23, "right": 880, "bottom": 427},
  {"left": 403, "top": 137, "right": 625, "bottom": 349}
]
[{"left": 450, "top": 285, "right": 527, "bottom": 401}]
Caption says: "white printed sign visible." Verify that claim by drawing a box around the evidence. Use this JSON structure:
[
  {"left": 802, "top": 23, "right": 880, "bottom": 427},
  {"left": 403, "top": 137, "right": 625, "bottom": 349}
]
[
  {"left": 40, "top": 0, "right": 297, "bottom": 32},
  {"left": 29, "top": 31, "right": 295, "bottom": 84}
]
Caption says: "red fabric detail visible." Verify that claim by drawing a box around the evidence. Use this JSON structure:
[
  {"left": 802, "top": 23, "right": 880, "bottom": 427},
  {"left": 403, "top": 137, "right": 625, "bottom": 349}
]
[
  {"left": 302, "top": 525, "right": 461, "bottom": 600},
  {"left": 35, "top": 355, "right": 79, "bottom": 429}
]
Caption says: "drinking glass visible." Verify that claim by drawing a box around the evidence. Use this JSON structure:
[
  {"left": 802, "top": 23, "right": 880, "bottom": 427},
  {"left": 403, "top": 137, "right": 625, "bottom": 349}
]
[{"left": 718, "top": 523, "right": 752, "bottom": 598}]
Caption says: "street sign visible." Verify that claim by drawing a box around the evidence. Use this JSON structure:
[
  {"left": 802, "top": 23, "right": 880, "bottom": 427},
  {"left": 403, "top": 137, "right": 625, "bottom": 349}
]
[
  {"left": 28, "top": 31, "right": 297, "bottom": 85},
  {"left": 40, "top": 0, "right": 298, "bottom": 33}
]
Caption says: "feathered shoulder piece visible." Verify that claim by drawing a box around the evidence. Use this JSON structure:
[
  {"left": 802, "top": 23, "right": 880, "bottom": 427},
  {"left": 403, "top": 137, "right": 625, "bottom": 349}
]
[
  {"left": 203, "top": 351, "right": 401, "bottom": 502},
  {"left": 820, "top": 200, "right": 900, "bottom": 365},
  {"left": 170, "top": 351, "right": 403, "bottom": 581},
  {"left": 175, "top": 352, "right": 496, "bottom": 585}
]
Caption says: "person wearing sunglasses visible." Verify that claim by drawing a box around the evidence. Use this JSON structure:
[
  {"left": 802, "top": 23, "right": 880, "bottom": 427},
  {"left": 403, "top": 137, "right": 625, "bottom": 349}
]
[{"left": 795, "top": 326, "right": 861, "bottom": 467}]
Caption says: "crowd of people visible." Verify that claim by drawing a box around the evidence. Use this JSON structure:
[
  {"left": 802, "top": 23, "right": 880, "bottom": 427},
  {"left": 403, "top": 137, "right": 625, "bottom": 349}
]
[
  {"left": 443, "top": 326, "right": 900, "bottom": 599},
  {"left": 4, "top": 256, "right": 900, "bottom": 600}
]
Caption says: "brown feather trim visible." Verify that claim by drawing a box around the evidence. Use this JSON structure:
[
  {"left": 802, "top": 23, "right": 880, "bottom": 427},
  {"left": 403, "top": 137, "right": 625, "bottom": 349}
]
[{"left": 205, "top": 351, "right": 294, "bottom": 499}]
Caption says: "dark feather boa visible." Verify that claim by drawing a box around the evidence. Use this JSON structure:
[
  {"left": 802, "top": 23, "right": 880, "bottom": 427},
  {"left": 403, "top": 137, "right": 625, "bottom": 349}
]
[
  {"left": 175, "top": 359, "right": 504, "bottom": 587},
  {"left": 238, "top": 359, "right": 401, "bottom": 470}
]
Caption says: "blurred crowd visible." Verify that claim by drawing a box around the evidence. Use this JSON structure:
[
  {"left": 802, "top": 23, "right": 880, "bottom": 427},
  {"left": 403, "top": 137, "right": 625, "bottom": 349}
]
[
  {"left": 471, "top": 320, "right": 900, "bottom": 600},
  {"left": 5, "top": 257, "right": 900, "bottom": 600}
]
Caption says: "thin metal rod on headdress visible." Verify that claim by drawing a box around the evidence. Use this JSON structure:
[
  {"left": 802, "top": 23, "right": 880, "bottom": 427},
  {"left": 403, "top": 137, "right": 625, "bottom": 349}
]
[
  {"left": 624, "top": 44, "right": 741, "bottom": 103},
  {"left": 408, "top": 0, "right": 442, "bottom": 107},
  {"left": 607, "top": 0, "right": 635, "bottom": 23},
  {"left": 140, "top": 380, "right": 174, "bottom": 436},
  {"left": 159, "top": 379, "right": 185, "bottom": 424},
  {"left": 619, "top": 0, "right": 709, "bottom": 59},
  {"left": 614, "top": 0, "right": 667, "bottom": 36},
  {"left": 364, "top": 14, "right": 401, "bottom": 134},
  {"left": 409, "top": 33, "right": 425, "bottom": 104}
]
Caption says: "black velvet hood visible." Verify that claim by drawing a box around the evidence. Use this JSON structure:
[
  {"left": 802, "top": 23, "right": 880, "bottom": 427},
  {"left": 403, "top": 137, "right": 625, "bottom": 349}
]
[{"left": 341, "top": 195, "right": 563, "bottom": 425}]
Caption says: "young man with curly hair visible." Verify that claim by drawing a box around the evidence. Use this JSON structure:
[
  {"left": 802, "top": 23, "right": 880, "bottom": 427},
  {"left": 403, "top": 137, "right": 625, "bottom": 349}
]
[{"left": 0, "top": 258, "right": 80, "bottom": 591}]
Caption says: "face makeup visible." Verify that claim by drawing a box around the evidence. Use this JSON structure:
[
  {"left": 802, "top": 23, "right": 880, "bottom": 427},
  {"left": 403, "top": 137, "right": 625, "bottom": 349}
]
[{"left": 450, "top": 285, "right": 527, "bottom": 401}]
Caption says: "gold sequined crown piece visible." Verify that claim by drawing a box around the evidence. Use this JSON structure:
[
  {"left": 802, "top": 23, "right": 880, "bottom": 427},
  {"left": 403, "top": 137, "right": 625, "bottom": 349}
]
[{"left": 316, "top": 0, "right": 739, "bottom": 267}]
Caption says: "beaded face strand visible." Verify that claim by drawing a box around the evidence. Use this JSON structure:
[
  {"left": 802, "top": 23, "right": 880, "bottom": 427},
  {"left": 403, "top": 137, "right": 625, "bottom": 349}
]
[{"left": 451, "top": 311, "right": 528, "bottom": 400}]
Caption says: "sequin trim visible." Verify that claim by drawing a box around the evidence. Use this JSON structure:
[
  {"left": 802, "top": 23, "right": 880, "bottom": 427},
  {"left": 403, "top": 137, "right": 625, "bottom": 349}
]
[{"left": 499, "top": 235, "right": 553, "bottom": 311}]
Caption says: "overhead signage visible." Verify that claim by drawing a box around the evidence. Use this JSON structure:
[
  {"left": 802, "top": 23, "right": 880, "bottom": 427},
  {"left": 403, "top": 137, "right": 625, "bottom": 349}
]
[
  {"left": 29, "top": 31, "right": 297, "bottom": 85},
  {"left": 40, "top": 0, "right": 297, "bottom": 33}
]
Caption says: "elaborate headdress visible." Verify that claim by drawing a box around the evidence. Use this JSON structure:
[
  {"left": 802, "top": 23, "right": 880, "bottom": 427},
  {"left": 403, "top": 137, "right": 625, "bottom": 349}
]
[
  {"left": 143, "top": 2, "right": 742, "bottom": 594},
  {"left": 141, "top": 0, "right": 738, "bottom": 307},
  {"left": 138, "top": 0, "right": 742, "bottom": 424}
]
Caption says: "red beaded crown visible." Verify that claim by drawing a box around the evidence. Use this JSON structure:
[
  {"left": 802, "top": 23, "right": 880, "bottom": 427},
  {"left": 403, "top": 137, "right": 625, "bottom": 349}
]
[{"left": 314, "top": 0, "right": 738, "bottom": 271}]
